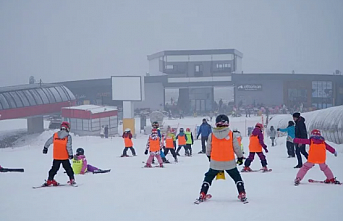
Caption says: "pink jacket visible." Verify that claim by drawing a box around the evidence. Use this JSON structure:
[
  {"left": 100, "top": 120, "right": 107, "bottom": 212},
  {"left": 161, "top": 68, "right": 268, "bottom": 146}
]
[
  {"left": 293, "top": 136, "right": 336, "bottom": 154},
  {"left": 74, "top": 155, "right": 88, "bottom": 174}
]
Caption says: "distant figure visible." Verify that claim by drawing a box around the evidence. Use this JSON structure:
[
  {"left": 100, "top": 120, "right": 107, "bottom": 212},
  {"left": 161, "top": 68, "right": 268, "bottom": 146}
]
[
  {"left": 293, "top": 113, "right": 309, "bottom": 168},
  {"left": 100, "top": 126, "right": 105, "bottom": 138},
  {"left": 197, "top": 119, "right": 212, "bottom": 154},
  {"left": 104, "top": 125, "right": 109, "bottom": 138},
  {"left": 269, "top": 126, "right": 276, "bottom": 146},
  {"left": 121, "top": 128, "right": 136, "bottom": 157},
  {"left": 277, "top": 121, "right": 295, "bottom": 158},
  {"left": 245, "top": 108, "right": 251, "bottom": 117}
]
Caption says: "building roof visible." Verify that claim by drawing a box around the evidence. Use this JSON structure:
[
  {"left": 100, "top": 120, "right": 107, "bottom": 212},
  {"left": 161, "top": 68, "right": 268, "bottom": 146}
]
[
  {"left": 0, "top": 83, "right": 76, "bottom": 110},
  {"left": 62, "top": 105, "right": 117, "bottom": 114},
  {"left": 147, "top": 49, "right": 243, "bottom": 60}
]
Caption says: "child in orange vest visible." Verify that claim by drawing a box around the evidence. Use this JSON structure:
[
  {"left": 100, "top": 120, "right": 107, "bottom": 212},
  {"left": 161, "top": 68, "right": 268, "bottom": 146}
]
[
  {"left": 164, "top": 130, "right": 178, "bottom": 162},
  {"left": 121, "top": 128, "right": 136, "bottom": 157},
  {"left": 242, "top": 123, "right": 269, "bottom": 172},
  {"left": 144, "top": 128, "right": 163, "bottom": 168},
  {"left": 176, "top": 128, "right": 188, "bottom": 156},
  {"left": 294, "top": 129, "right": 340, "bottom": 185}
]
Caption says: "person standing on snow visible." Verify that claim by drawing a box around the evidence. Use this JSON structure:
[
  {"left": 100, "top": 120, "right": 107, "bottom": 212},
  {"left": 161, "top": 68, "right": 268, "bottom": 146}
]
[
  {"left": 144, "top": 128, "right": 164, "bottom": 168},
  {"left": 176, "top": 128, "right": 188, "bottom": 156},
  {"left": 196, "top": 114, "right": 247, "bottom": 203},
  {"left": 294, "top": 129, "right": 340, "bottom": 185},
  {"left": 152, "top": 121, "right": 170, "bottom": 163},
  {"left": 269, "top": 126, "right": 277, "bottom": 146},
  {"left": 163, "top": 130, "right": 178, "bottom": 162},
  {"left": 100, "top": 125, "right": 105, "bottom": 138},
  {"left": 293, "top": 113, "right": 309, "bottom": 168},
  {"left": 121, "top": 128, "right": 136, "bottom": 157},
  {"left": 185, "top": 128, "right": 194, "bottom": 156},
  {"left": 197, "top": 119, "right": 212, "bottom": 154},
  {"left": 277, "top": 121, "right": 295, "bottom": 158},
  {"left": 42, "top": 121, "right": 76, "bottom": 186},
  {"left": 242, "top": 123, "right": 269, "bottom": 172}
]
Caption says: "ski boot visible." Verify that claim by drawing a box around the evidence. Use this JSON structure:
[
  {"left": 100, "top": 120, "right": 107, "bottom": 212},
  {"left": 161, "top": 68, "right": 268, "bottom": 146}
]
[
  {"left": 159, "top": 163, "right": 164, "bottom": 168},
  {"left": 68, "top": 179, "right": 77, "bottom": 186},
  {"left": 198, "top": 192, "right": 206, "bottom": 202},
  {"left": 43, "top": 179, "right": 59, "bottom": 186},
  {"left": 162, "top": 157, "right": 170, "bottom": 164},
  {"left": 174, "top": 158, "right": 178, "bottom": 163},
  {"left": 144, "top": 163, "right": 152, "bottom": 168},
  {"left": 294, "top": 177, "right": 301, "bottom": 186},
  {"left": 242, "top": 166, "right": 252, "bottom": 172},
  {"left": 324, "top": 178, "right": 341, "bottom": 184},
  {"left": 294, "top": 164, "right": 302, "bottom": 168},
  {"left": 261, "top": 166, "right": 269, "bottom": 172},
  {"left": 238, "top": 192, "right": 247, "bottom": 203},
  {"left": 120, "top": 154, "right": 129, "bottom": 157}
]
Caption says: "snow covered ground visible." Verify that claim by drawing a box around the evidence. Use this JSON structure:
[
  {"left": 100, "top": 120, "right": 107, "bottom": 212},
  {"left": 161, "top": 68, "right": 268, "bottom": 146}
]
[{"left": 1, "top": 116, "right": 343, "bottom": 221}]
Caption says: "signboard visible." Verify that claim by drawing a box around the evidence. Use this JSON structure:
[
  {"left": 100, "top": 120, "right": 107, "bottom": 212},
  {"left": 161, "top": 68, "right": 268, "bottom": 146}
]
[{"left": 237, "top": 84, "right": 262, "bottom": 91}]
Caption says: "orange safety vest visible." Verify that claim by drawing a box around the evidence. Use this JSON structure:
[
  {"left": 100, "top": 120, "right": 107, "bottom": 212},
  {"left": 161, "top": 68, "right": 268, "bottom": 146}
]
[
  {"left": 53, "top": 133, "right": 69, "bottom": 160},
  {"left": 211, "top": 131, "right": 235, "bottom": 161},
  {"left": 178, "top": 135, "right": 186, "bottom": 145},
  {"left": 249, "top": 135, "right": 262, "bottom": 152},
  {"left": 165, "top": 137, "right": 174, "bottom": 149},
  {"left": 237, "top": 136, "right": 242, "bottom": 146},
  {"left": 308, "top": 140, "right": 326, "bottom": 164},
  {"left": 149, "top": 137, "right": 160, "bottom": 152},
  {"left": 124, "top": 137, "right": 133, "bottom": 147}
]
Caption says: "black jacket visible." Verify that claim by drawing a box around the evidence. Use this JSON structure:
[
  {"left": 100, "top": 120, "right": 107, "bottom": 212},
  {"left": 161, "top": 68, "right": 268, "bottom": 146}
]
[{"left": 295, "top": 117, "right": 307, "bottom": 139}]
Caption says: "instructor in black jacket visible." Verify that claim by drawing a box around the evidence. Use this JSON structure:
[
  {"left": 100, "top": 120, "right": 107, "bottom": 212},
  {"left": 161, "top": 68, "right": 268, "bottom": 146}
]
[{"left": 293, "top": 112, "right": 309, "bottom": 168}]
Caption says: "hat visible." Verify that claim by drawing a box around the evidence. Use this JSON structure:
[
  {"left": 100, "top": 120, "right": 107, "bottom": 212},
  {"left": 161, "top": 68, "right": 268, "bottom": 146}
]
[{"left": 293, "top": 113, "right": 300, "bottom": 118}]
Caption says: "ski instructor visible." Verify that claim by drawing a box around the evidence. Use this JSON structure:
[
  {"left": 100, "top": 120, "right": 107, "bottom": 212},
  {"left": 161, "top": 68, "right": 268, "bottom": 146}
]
[
  {"left": 197, "top": 118, "right": 212, "bottom": 154},
  {"left": 42, "top": 121, "right": 76, "bottom": 186}
]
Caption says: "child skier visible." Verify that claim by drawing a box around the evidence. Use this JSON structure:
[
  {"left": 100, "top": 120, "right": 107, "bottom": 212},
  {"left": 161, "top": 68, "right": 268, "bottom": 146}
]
[
  {"left": 144, "top": 128, "right": 164, "bottom": 168},
  {"left": 277, "top": 121, "right": 295, "bottom": 158},
  {"left": 176, "top": 128, "right": 188, "bottom": 156},
  {"left": 152, "top": 121, "right": 170, "bottom": 163},
  {"left": 164, "top": 130, "right": 178, "bottom": 162},
  {"left": 196, "top": 114, "right": 247, "bottom": 203},
  {"left": 121, "top": 128, "right": 136, "bottom": 157},
  {"left": 294, "top": 129, "right": 340, "bottom": 185},
  {"left": 242, "top": 123, "right": 269, "bottom": 172},
  {"left": 42, "top": 121, "right": 76, "bottom": 186},
  {"left": 270, "top": 126, "right": 277, "bottom": 146},
  {"left": 72, "top": 148, "right": 110, "bottom": 174},
  {"left": 185, "top": 128, "right": 194, "bottom": 156}
]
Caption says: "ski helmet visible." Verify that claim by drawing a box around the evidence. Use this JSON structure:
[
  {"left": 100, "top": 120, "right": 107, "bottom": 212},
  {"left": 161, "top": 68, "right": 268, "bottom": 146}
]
[
  {"left": 152, "top": 121, "right": 159, "bottom": 128},
  {"left": 215, "top": 114, "right": 229, "bottom": 127},
  {"left": 179, "top": 128, "right": 184, "bottom": 132},
  {"left": 311, "top": 129, "right": 321, "bottom": 136},
  {"left": 255, "top": 123, "right": 263, "bottom": 128},
  {"left": 186, "top": 128, "right": 191, "bottom": 132},
  {"left": 61, "top": 121, "right": 70, "bottom": 132},
  {"left": 288, "top": 121, "right": 295, "bottom": 126},
  {"left": 125, "top": 128, "right": 130, "bottom": 132},
  {"left": 76, "top": 148, "right": 84, "bottom": 156}
]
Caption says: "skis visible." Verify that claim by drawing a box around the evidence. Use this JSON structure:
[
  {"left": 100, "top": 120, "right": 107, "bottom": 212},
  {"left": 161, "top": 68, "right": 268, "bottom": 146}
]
[
  {"left": 33, "top": 183, "right": 78, "bottom": 189},
  {"left": 0, "top": 167, "right": 24, "bottom": 172},
  {"left": 142, "top": 165, "right": 164, "bottom": 168},
  {"left": 308, "top": 179, "right": 342, "bottom": 185},
  {"left": 194, "top": 194, "right": 212, "bottom": 204},
  {"left": 93, "top": 169, "right": 111, "bottom": 174},
  {"left": 241, "top": 168, "right": 272, "bottom": 173}
]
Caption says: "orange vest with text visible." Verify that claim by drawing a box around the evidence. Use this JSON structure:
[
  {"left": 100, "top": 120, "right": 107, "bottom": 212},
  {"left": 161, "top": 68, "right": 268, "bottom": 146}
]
[
  {"left": 211, "top": 131, "right": 235, "bottom": 161},
  {"left": 178, "top": 135, "right": 186, "bottom": 146},
  {"left": 124, "top": 137, "right": 133, "bottom": 147},
  {"left": 149, "top": 137, "right": 160, "bottom": 152},
  {"left": 308, "top": 140, "right": 326, "bottom": 164},
  {"left": 53, "top": 133, "right": 69, "bottom": 160},
  {"left": 249, "top": 135, "right": 262, "bottom": 152}
]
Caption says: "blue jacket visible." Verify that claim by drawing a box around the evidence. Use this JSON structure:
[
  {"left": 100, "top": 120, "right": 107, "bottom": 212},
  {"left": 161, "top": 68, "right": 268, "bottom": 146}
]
[
  {"left": 197, "top": 123, "right": 212, "bottom": 138},
  {"left": 279, "top": 125, "right": 295, "bottom": 139}
]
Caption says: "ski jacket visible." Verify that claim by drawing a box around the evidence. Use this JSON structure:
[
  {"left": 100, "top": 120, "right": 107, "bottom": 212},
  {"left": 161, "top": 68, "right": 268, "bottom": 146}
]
[
  {"left": 269, "top": 129, "right": 277, "bottom": 138},
  {"left": 44, "top": 130, "right": 73, "bottom": 160},
  {"left": 294, "top": 136, "right": 335, "bottom": 164},
  {"left": 197, "top": 123, "right": 212, "bottom": 138},
  {"left": 279, "top": 125, "right": 295, "bottom": 142},
  {"left": 206, "top": 127, "right": 243, "bottom": 170},
  {"left": 295, "top": 117, "right": 308, "bottom": 139},
  {"left": 249, "top": 127, "right": 267, "bottom": 152},
  {"left": 122, "top": 132, "right": 133, "bottom": 147},
  {"left": 100, "top": 127, "right": 105, "bottom": 135},
  {"left": 72, "top": 155, "right": 88, "bottom": 174}
]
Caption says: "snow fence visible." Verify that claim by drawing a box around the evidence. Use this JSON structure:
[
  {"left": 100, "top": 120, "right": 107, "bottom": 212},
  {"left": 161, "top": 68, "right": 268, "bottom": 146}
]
[{"left": 267, "top": 105, "right": 343, "bottom": 144}]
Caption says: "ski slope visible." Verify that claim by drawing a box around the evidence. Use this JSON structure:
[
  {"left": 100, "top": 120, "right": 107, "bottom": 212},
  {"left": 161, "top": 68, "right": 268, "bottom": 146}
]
[{"left": 1, "top": 116, "right": 343, "bottom": 221}]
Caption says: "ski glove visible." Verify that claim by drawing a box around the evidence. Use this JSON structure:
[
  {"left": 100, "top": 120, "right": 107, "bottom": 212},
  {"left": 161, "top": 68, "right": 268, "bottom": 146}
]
[
  {"left": 334, "top": 151, "right": 338, "bottom": 157},
  {"left": 237, "top": 157, "right": 244, "bottom": 165},
  {"left": 69, "top": 155, "right": 73, "bottom": 159},
  {"left": 207, "top": 155, "right": 211, "bottom": 162},
  {"left": 264, "top": 148, "right": 269, "bottom": 153},
  {"left": 144, "top": 149, "right": 148, "bottom": 155},
  {"left": 277, "top": 128, "right": 280, "bottom": 131},
  {"left": 43, "top": 147, "right": 48, "bottom": 154}
]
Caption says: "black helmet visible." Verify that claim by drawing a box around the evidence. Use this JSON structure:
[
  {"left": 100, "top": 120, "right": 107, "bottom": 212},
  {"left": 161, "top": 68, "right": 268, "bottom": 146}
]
[
  {"left": 76, "top": 148, "right": 84, "bottom": 156},
  {"left": 288, "top": 121, "right": 295, "bottom": 126},
  {"left": 215, "top": 114, "right": 229, "bottom": 127},
  {"left": 152, "top": 121, "right": 159, "bottom": 128},
  {"left": 179, "top": 128, "right": 184, "bottom": 132}
]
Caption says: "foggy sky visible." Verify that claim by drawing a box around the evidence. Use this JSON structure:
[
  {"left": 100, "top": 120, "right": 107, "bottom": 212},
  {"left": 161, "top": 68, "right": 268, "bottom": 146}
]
[{"left": 0, "top": 0, "right": 342, "bottom": 87}]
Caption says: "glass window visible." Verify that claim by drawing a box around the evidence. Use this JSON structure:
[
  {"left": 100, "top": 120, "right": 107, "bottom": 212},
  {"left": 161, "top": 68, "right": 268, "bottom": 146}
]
[
  {"left": 9, "top": 92, "right": 23, "bottom": 107},
  {"left": 35, "top": 89, "right": 50, "bottom": 104},
  {"left": 16, "top": 91, "right": 30, "bottom": 107},
  {"left": 3, "top": 92, "right": 17, "bottom": 108},
  {"left": 42, "top": 88, "right": 56, "bottom": 103},
  {"left": 49, "top": 87, "right": 63, "bottom": 102},
  {"left": 0, "top": 94, "right": 10, "bottom": 109},
  {"left": 28, "top": 90, "right": 43, "bottom": 105},
  {"left": 166, "top": 64, "right": 174, "bottom": 70},
  {"left": 55, "top": 87, "right": 69, "bottom": 101}
]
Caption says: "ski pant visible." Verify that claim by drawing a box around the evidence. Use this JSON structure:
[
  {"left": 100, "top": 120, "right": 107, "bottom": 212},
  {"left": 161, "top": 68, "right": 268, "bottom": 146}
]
[
  {"left": 244, "top": 152, "right": 267, "bottom": 167},
  {"left": 177, "top": 145, "right": 188, "bottom": 155},
  {"left": 296, "top": 162, "right": 334, "bottom": 181},
  {"left": 146, "top": 153, "right": 163, "bottom": 165},
  {"left": 48, "top": 159, "right": 74, "bottom": 180},
  {"left": 122, "top": 147, "right": 136, "bottom": 156},
  {"left": 201, "top": 136, "right": 208, "bottom": 153},
  {"left": 186, "top": 144, "right": 192, "bottom": 155},
  {"left": 286, "top": 141, "right": 295, "bottom": 157},
  {"left": 87, "top": 164, "right": 99, "bottom": 173},
  {"left": 164, "top": 148, "right": 177, "bottom": 159},
  {"left": 200, "top": 168, "right": 245, "bottom": 195},
  {"left": 295, "top": 144, "right": 308, "bottom": 166},
  {"left": 270, "top": 138, "right": 275, "bottom": 146}
]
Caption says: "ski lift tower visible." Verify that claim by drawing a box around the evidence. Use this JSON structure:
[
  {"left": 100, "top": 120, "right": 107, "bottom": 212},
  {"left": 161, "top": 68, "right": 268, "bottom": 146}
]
[{"left": 111, "top": 76, "right": 145, "bottom": 136}]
